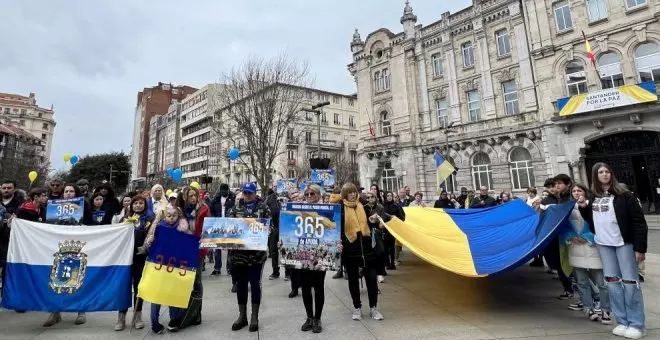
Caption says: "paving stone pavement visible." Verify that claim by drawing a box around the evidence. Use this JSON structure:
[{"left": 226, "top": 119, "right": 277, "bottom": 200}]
[{"left": 1, "top": 251, "right": 658, "bottom": 340}]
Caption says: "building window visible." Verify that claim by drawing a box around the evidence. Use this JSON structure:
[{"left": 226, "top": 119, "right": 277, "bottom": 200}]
[
  {"left": 321, "top": 132, "right": 327, "bottom": 140},
  {"left": 20, "top": 109, "right": 27, "bottom": 115},
  {"left": 306, "top": 91, "right": 312, "bottom": 100},
  {"left": 432, "top": 54, "right": 443, "bottom": 76},
  {"left": 288, "top": 170, "right": 296, "bottom": 178},
  {"left": 471, "top": 152, "right": 493, "bottom": 190},
  {"left": 587, "top": 0, "right": 608, "bottom": 22},
  {"left": 626, "top": 0, "right": 646, "bottom": 10},
  {"left": 287, "top": 150, "right": 295, "bottom": 160},
  {"left": 502, "top": 81, "right": 519, "bottom": 115},
  {"left": 321, "top": 152, "right": 329, "bottom": 159},
  {"left": 380, "top": 162, "right": 399, "bottom": 193},
  {"left": 496, "top": 30, "right": 511, "bottom": 57},
  {"left": 305, "top": 111, "right": 312, "bottom": 121},
  {"left": 305, "top": 131, "right": 312, "bottom": 143},
  {"left": 287, "top": 128, "right": 294, "bottom": 140},
  {"left": 435, "top": 99, "right": 449, "bottom": 128},
  {"left": 349, "top": 115, "right": 355, "bottom": 128},
  {"left": 381, "top": 111, "right": 391, "bottom": 136},
  {"left": 467, "top": 90, "right": 481, "bottom": 122},
  {"left": 42, "top": 123, "right": 49, "bottom": 130},
  {"left": 41, "top": 133, "right": 47, "bottom": 140},
  {"left": 509, "top": 147, "right": 535, "bottom": 190},
  {"left": 3, "top": 108, "right": 9, "bottom": 114},
  {"left": 566, "top": 62, "right": 588, "bottom": 95},
  {"left": 462, "top": 42, "right": 474, "bottom": 67},
  {"left": 318, "top": 93, "right": 329, "bottom": 102},
  {"left": 382, "top": 69, "right": 391, "bottom": 90},
  {"left": 374, "top": 71, "right": 381, "bottom": 92},
  {"left": 321, "top": 112, "right": 327, "bottom": 123},
  {"left": 19, "top": 120, "right": 25, "bottom": 126},
  {"left": 333, "top": 96, "right": 340, "bottom": 104},
  {"left": 599, "top": 52, "right": 624, "bottom": 89},
  {"left": 635, "top": 42, "right": 660, "bottom": 85},
  {"left": 334, "top": 113, "right": 340, "bottom": 125},
  {"left": 554, "top": 1, "right": 573, "bottom": 32},
  {"left": 38, "top": 112, "right": 42, "bottom": 118},
  {"left": 348, "top": 99, "right": 354, "bottom": 106},
  {"left": 350, "top": 152, "right": 357, "bottom": 164}
]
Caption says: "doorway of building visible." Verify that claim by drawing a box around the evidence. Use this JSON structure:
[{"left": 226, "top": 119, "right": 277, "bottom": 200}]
[{"left": 585, "top": 131, "right": 660, "bottom": 214}]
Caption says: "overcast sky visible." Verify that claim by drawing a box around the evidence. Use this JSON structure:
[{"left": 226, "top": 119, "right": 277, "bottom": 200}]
[{"left": 0, "top": 0, "right": 472, "bottom": 171}]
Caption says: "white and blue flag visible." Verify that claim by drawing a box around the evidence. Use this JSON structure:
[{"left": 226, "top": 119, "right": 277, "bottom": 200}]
[{"left": 1, "top": 219, "right": 134, "bottom": 312}]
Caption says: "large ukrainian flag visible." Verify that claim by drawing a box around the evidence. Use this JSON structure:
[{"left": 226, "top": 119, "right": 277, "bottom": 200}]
[
  {"left": 138, "top": 226, "right": 200, "bottom": 308},
  {"left": 386, "top": 200, "right": 574, "bottom": 277}
]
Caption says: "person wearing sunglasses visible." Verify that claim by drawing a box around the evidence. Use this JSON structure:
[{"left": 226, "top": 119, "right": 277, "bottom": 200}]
[{"left": 47, "top": 179, "right": 64, "bottom": 201}]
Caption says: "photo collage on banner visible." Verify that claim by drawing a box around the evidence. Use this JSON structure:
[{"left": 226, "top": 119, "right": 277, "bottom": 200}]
[
  {"left": 45, "top": 198, "right": 86, "bottom": 225},
  {"left": 200, "top": 217, "right": 270, "bottom": 251}
]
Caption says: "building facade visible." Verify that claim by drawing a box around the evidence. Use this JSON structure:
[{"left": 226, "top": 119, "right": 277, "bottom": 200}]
[
  {"left": 525, "top": 0, "right": 660, "bottom": 213},
  {"left": 130, "top": 82, "right": 197, "bottom": 181},
  {"left": 0, "top": 123, "right": 46, "bottom": 187},
  {"left": 0, "top": 92, "right": 55, "bottom": 165},
  {"left": 349, "top": 0, "right": 542, "bottom": 198}
]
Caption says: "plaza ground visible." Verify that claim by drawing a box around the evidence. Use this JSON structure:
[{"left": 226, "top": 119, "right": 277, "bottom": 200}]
[{"left": 1, "top": 250, "right": 658, "bottom": 340}]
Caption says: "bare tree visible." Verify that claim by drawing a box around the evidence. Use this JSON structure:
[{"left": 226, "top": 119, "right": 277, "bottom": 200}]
[
  {"left": 333, "top": 154, "right": 360, "bottom": 187},
  {"left": 213, "top": 54, "right": 312, "bottom": 192}
]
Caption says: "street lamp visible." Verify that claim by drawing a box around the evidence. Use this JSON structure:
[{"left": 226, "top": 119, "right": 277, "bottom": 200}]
[
  {"left": 442, "top": 121, "right": 457, "bottom": 157},
  {"left": 302, "top": 101, "right": 331, "bottom": 169}
]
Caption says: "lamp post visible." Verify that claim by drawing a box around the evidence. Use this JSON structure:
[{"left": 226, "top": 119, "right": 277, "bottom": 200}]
[
  {"left": 301, "top": 101, "right": 330, "bottom": 168},
  {"left": 442, "top": 121, "right": 457, "bottom": 157}
]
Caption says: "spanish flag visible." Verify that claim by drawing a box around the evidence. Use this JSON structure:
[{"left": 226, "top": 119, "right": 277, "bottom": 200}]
[
  {"left": 434, "top": 151, "right": 456, "bottom": 195},
  {"left": 583, "top": 31, "right": 596, "bottom": 68},
  {"left": 137, "top": 226, "right": 200, "bottom": 308}
]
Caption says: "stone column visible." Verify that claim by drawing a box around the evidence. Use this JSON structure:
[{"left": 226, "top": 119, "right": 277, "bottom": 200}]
[
  {"left": 416, "top": 51, "right": 431, "bottom": 129},
  {"left": 474, "top": 21, "right": 496, "bottom": 118},
  {"left": 510, "top": 2, "right": 538, "bottom": 113},
  {"left": 443, "top": 32, "right": 461, "bottom": 124}
]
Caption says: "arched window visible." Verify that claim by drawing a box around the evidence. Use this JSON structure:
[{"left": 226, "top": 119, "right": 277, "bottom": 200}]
[
  {"left": 599, "top": 52, "right": 624, "bottom": 89},
  {"left": 381, "top": 111, "right": 391, "bottom": 136},
  {"left": 373, "top": 71, "right": 381, "bottom": 92},
  {"left": 471, "top": 152, "right": 492, "bottom": 190},
  {"left": 509, "top": 147, "right": 534, "bottom": 190},
  {"left": 635, "top": 42, "right": 660, "bottom": 84},
  {"left": 566, "top": 61, "right": 587, "bottom": 95}
]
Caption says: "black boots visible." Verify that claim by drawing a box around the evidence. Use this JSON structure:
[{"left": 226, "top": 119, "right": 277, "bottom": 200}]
[
  {"left": 249, "top": 304, "right": 260, "bottom": 332},
  {"left": 231, "top": 304, "right": 248, "bottom": 331}
]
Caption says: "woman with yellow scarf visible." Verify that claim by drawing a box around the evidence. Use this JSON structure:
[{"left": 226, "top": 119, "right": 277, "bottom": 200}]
[{"left": 339, "top": 183, "right": 384, "bottom": 321}]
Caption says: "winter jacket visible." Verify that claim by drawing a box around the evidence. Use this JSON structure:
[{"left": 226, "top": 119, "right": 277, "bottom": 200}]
[
  {"left": 383, "top": 201, "right": 405, "bottom": 221},
  {"left": 209, "top": 191, "right": 236, "bottom": 218},
  {"left": 579, "top": 190, "right": 648, "bottom": 254},
  {"left": 434, "top": 198, "right": 456, "bottom": 209},
  {"left": 560, "top": 202, "right": 602, "bottom": 269},
  {"left": 124, "top": 211, "right": 155, "bottom": 255},
  {"left": 229, "top": 198, "right": 269, "bottom": 266},
  {"left": 363, "top": 203, "right": 392, "bottom": 254},
  {"left": 339, "top": 201, "right": 376, "bottom": 266},
  {"left": 470, "top": 195, "right": 497, "bottom": 208},
  {"left": 16, "top": 201, "right": 42, "bottom": 222},
  {"left": 1, "top": 195, "right": 24, "bottom": 263}
]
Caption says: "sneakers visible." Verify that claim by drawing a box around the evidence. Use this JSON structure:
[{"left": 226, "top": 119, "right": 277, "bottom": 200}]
[
  {"left": 210, "top": 270, "right": 221, "bottom": 276},
  {"left": 377, "top": 275, "right": 385, "bottom": 283},
  {"left": 558, "top": 291, "right": 574, "bottom": 300},
  {"left": 394, "top": 260, "right": 401, "bottom": 266},
  {"left": 370, "top": 307, "right": 384, "bottom": 320},
  {"left": 268, "top": 273, "right": 280, "bottom": 280},
  {"left": 167, "top": 318, "right": 180, "bottom": 332},
  {"left": 151, "top": 322, "right": 165, "bottom": 335},
  {"left": 600, "top": 311, "right": 612, "bottom": 325},
  {"left": 612, "top": 325, "right": 628, "bottom": 337},
  {"left": 568, "top": 302, "right": 584, "bottom": 311},
  {"left": 623, "top": 327, "right": 646, "bottom": 339},
  {"left": 301, "top": 318, "right": 313, "bottom": 332},
  {"left": 74, "top": 312, "right": 86, "bottom": 325},
  {"left": 312, "top": 319, "right": 322, "bottom": 333},
  {"left": 352, "top": 308, "right": 362, "bottom": 321},
  {"left": 585, "top": 309, "right": 599, "bottom": 322},
  {"left": 43, "top": 312, "right": 62, "bottom": 327},
  {"left": 288, "top": 290, "right": 299, "bottom": 298}
]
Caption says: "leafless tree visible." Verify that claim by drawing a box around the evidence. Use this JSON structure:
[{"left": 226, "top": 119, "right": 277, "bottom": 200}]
[
  {"left": 333, "top": 154, "right": 360, "bottom": 187},
  {"left": 213, "top": 53, "right": 313, "bottom": 192}
]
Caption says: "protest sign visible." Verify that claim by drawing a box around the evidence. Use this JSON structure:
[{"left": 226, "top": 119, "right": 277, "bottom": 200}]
[
  {"left": 200, "top": 217, "right": 270, "bottom": 251},
  {"left": 276, "top": 178, "right": 298, "bottom": 194},
  {"left": 279, "top": 203, "right": 341, "bottom": 271},
  {"left": 299, "top": 180, "right": 325, "bottom": 195},
  {"left": 45, "top": 198, "right": 85, "bottom": 225},
  {"left": 310, "top": 169, "right": 336, "bottom": 187}
]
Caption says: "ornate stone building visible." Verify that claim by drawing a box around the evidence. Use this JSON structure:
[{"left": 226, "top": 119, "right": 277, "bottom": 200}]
[
  {"left": 349, "top": 0, "right": 543, "bottom": 198},
  {"left": 525, "top": 0, "right": 660, "bottom": 212}
]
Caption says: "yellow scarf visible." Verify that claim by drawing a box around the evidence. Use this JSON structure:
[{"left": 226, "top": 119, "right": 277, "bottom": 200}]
[
  {"left": 329, "top": 193, "right": 342, "bottom": 203},
  {"left": 343, "top": 199, "right": 371, "bottom": 242}
]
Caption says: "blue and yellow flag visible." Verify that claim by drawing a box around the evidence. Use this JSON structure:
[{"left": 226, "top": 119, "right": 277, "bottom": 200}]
[
  {"left": 385, "top": 200, "right": 575, "bottom": 277},
  {"left": 137, "top": 227, "right": 200, "bottom": 308},
  {"left": 434, "top": 152, "right": 456, "bottom": 195}
]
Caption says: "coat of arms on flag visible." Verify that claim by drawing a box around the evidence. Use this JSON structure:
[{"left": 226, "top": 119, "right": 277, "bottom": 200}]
[{"left": 49, "top": 240, "right": 88, "bottom": 294}]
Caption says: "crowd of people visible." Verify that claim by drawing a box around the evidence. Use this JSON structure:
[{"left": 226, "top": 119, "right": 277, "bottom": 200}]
[{"left": 0, "top": 160, "right": 650, "bottom": 338}]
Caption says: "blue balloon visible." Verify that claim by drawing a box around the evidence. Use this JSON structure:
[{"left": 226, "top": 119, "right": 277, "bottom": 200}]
[
  {"left": 70, "top": 155, "right": 79, "bottom": 165},
  {"left": 166, "top": 168, "right": 174, "bottom": 177},
  {"left": 172, "top": 169, "right": 183, "bottom": 183},
  {"left": 229, "top": 147, "right": 239, "bottom": 161}
]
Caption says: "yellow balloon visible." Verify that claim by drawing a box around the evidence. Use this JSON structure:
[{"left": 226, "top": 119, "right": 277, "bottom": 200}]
[
  {"left": 63, "top": 153, "right": 72, "bottom": 162},
  {"left": 165, "top": 189, "right": 173, "bottom": 196},
  {"left": 28, "top": 170, "right": 38, "bottom": 183},
  {"left": 190, "top": 181, "right": 200, "bottom": 189}
]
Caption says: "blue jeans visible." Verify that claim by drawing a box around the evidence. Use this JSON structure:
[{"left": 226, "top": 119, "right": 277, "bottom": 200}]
[
  {"left": 573, "top": 267, "right": 609, "bottom": 311},
  {"left": 151, "top": 304, "right": 179, "bottom": 327},
  {"left": 597, "top": 243, "right": 645, "bottom": 330}
]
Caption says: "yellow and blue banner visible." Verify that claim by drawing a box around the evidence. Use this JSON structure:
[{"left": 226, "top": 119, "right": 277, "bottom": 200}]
[
  {"left": 45, "top": 198, "right": 85, "bottom": 225},
  {"left": 279, "top": 203, "right": 341, "bottom": 271},
  {"left": 137, "top": 226, "right": 199, "bottom": 308},
  {"left": 2, "top": 219, "right": 133, "bottom": 312},
  {"left": 434, "top": 152, "right": 456, "bottom": 195},
  {"left": 200, "top": 217, "right": 270, "bottom": 250},
  {"left": 310, "top": 169, "right": 336, "bottom": 187},
  {"left": 385, "top": 200, "right": 575, "bottom": 277},
  {"left": 558, "top": 81, "right": 657, "bottom": 117},
  {"left": 276, "top": 178, "right": 298, "bottom": 194}
]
